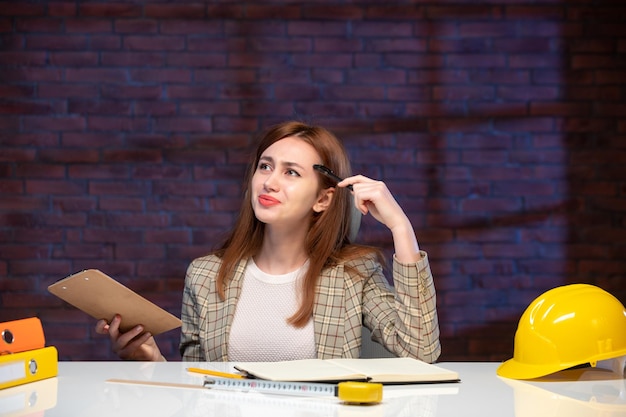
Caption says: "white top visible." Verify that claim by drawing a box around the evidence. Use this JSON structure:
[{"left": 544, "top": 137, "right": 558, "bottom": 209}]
[{"left": 228, "top": 259, "right": 317, "bottom": 362}]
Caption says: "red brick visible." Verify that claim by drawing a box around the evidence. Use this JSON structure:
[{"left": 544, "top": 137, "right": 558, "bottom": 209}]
[
  {"left": 250, "top": 37, "right": 312, "bottom": 53},
  {"left": 213, "top": 117, "right": 259, "bottom": 133},
  {"left": 99, "top": 197, "right": 144, "bottom": 211},
  {"left": 48, "top": 3, "right": 77, "bottom": 17},
  {"left": 134, "top": 101, "right": 177, "bottom": 117},
  {"left": 146, "top": 196, "right": 203, "bottom": 212},
  {"left": 314, "top": 38, "right": 363, "bottom": 53},
  {"left": 165, "top": 52, "right": 226, "bottom": 67},
  {"left": 365, "top": 5, "right": 424, "bottom": 20},
  {"left": 38, "top": 83, "right": 98, "bottom": 98},
  {"left": 25, "top": 180, "right": 85, "bottom": 195},
  {"left": 386, "top": 54, "right": 445, "bottom": 68},
  {"left": 78, "top": 4, "right": 142, "bottom": 18},
  {"left": 144, "top": 4, "right": 206, "bottom": 19},
  {"left": 298, "top": 53, "right": 355, "bottom": 68},
  {"left": 152, "top": 180, "right": 217, "bottom": 197},
  {"left": 89, "top": 181, "right": 150, "bottom": 196},
  {"left": 49, "top": 51, "right": 99, "bottom": 66},
  {"left": 0, "top": 84, "right": 35, "bottom": 98},
  {"left": 505, "top": 6, "right": 565, "bottom": 20},
  {"left": 153, "top": 117, "right": 212, "bottom": 133},
  {"left": 51, "top": 196, "right": 96, "bottom": 212},
  {"left": 91, "top": 35, "right": 121, "bottom": 50},
  {"left": 460, "top": 198, "right": 522, "bottom": 212},
  {"left": 218, "top": 84, "right": 270, "bottom": 99},
  {"left": 245, "top": 5, "right": 299, "bottom": 19},
  {"left": 68, "top": 99, "right": 132, "bottom": 115},
  {"left": 304, "top": 5, "right": 363, "bottom": 20},
  {"left": 26, "top": 34, "right": 88, "bottom": 50},
  {"left": 129, "top": 68, "right": 191, "bottom": 83},
  {"left": 0, "top": 2, "right": 45, "bottom": 16},
  {"left": 0, "top": 179, "right": 22, "bottom": 193},
  {"left": 459, "top": 22, "right": 516, "bottom": 37},
  {"left": 114, "top": 19, "right": 158, "bottom": 34},
  {"left": 82, "top": 229, "right": 141, "bottom": 244},
  {"left": 15, "top": 163, "right": 65, "bottom": 178},
  {"left": 429, "top": 118, "right": 493, "bottom": 133},
  {"left": 160, "top": 20, "right": 223, "bottom": 36},
  {"left": 124, "top": 35, "right": 185, "bottom": 51},
  {"left": 144, "top": 230, "right": 191, "bottom": 244},
  {"left": 0, "top": 101, "right": 55, "bottom": 115},
  {"left": 65, "top": 68, "right": 127, "bottom": 83},
  {"left": 87, "top": 116, "right": 150, "bottom": 132},
  {"left": 100, "top": 84, "right": 161, "bottom": 100},
  {"left": 62, "top": 132, "right": 123, "bottom": 147},
  {"left": 65, "top": 18, "right": 112, "bottom": 33},
  {"left": 409, "top": 69, "right": 469, "bottom": 84},
  {"left": 356, "top": 102, "right": 401, "bottom": 117},
  {"left": 15, "top": 18, "right": 64, "bottom": 33},
  {"left": 102, "top": 149, "right": 163, "bottom": 163},
  {"left": 434, "top": 85, "right": 494, "bottom": 101}
]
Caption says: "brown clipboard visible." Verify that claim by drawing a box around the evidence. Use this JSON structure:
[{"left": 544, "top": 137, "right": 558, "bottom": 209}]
[{"left": 48, "top": 269, "right": 181, "bottom": 336}]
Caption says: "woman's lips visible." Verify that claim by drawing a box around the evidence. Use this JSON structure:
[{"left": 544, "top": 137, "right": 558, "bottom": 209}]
[{"left": 258, "top": 195, "right": 280, "bottom": 207}]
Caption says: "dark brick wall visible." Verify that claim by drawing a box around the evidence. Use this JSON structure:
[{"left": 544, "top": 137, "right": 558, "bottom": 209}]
[{"left": 1, "top": 1, "right": 625, "bottom": 361}]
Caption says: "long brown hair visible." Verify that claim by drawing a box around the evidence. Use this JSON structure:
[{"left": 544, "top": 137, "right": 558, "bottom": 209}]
[{"left": 215, "top": 120, "right": 384, "bottom": 327}]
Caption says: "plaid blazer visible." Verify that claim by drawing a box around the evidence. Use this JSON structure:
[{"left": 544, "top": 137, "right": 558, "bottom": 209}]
[{"left": 179, "top": 252, "right": 441, "bottom": 363}]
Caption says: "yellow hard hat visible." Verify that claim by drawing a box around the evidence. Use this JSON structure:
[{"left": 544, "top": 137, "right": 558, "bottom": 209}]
[{"left": 497, "top": 283, "right": 626, "bottom": 380}]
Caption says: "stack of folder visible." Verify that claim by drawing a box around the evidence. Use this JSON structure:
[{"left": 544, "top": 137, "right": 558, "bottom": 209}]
[{"left": 0, "top": 317, "right": 58, "bottom": 390}]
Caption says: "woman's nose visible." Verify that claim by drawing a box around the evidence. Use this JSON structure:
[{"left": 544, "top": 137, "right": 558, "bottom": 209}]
[{"left": 263, "top": 172, "right": 279, "bottom": 191}]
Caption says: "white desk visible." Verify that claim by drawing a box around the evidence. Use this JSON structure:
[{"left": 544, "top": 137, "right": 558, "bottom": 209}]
[{"left": 2, "top": 361, "right": 625, "bottom": 417}]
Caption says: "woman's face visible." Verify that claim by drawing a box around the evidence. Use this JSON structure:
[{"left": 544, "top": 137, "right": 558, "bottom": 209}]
[{"left": 251, "top": 136, "right": 331, "bottom": 230}]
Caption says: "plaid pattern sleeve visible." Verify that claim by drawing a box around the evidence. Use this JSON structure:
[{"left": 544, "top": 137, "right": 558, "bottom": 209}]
[
  {"left": 313, "top": 251, "right": 441, "bottom": 363},
  {"left": 363, "top": 251, "right": 441, "bottom": 363}
]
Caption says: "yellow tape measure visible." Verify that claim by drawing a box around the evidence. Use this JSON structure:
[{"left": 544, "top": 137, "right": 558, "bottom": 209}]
[
  {"left": 337, "top": 381, "right": 383, "bottom": 404},
  {"left": 203, "top": 378, "right": 383, "bottom": 404}
]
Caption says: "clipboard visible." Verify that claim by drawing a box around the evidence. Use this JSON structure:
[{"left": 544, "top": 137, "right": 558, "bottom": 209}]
[{"left": 48, "top": 269, "right": 181, "bottom": 336}]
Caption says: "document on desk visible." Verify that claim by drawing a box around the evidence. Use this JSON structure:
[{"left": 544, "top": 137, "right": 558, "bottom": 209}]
[
  {"left": 234, "top": 357, "right": 460, "bottom": 384},
  {"left": 48, "top": 269, "right": 181, "bottom": 336}
]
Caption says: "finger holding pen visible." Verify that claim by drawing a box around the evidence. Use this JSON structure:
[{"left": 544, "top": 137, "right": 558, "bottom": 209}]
[{"left": 313, "top": 164, "right": 421, "bottom": 261}]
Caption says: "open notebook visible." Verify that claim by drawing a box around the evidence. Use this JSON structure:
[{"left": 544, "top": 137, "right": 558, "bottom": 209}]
[{"left": 234, "top": 357, "right": 460, "bottom": 384}]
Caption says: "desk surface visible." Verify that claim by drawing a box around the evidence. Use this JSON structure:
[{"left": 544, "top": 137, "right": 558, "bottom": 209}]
[{"left": 2, "top": 361, "right": 625, "bottom": 417}]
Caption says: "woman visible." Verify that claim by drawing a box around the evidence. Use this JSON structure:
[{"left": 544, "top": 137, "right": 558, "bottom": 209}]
[{"left": 96, "top": 121, "right": 441, "bottom": 363}]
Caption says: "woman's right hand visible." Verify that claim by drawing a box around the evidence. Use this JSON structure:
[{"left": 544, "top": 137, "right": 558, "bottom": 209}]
[{"left": 95, "top": 315, "right": 165, "bottom": 361}]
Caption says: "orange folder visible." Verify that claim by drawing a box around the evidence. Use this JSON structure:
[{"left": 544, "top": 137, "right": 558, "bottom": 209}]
[{"left": 0, "top": 317, "right": 45, "bottom": 355}]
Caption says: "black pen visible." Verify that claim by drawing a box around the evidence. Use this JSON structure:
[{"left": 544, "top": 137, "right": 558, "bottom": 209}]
[{"left": 313, "top": 164, "right": 353, "bottom": 191}]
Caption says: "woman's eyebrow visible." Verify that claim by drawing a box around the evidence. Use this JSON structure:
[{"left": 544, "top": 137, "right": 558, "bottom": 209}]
[{"left": 259, "top": 156, "right": 306, "bottom": 171}]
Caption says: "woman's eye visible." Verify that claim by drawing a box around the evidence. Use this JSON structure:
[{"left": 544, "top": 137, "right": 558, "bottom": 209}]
[
  {"left": 258, "top": 162, "right": 271, "bottom": 171},
  {"left": 286, "top": 169, "right": 300, "bottom": 177}
]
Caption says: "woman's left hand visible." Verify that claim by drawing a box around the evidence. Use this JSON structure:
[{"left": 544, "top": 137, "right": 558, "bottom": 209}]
[
  {"left": 338, "top": 175, "right": 407, "bottom": 231},
  {"left": 338, "top": 175, "right": 421, "bottom": 262}
]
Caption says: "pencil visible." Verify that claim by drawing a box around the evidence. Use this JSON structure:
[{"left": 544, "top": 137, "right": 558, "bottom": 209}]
[{"left": 187, "top": 367, "right": 246, "bottom": 379}]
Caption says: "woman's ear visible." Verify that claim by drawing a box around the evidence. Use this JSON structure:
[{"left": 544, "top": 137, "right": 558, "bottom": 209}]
[{"left": 313, "top": 187, "right": 335, "bottom": 213}]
